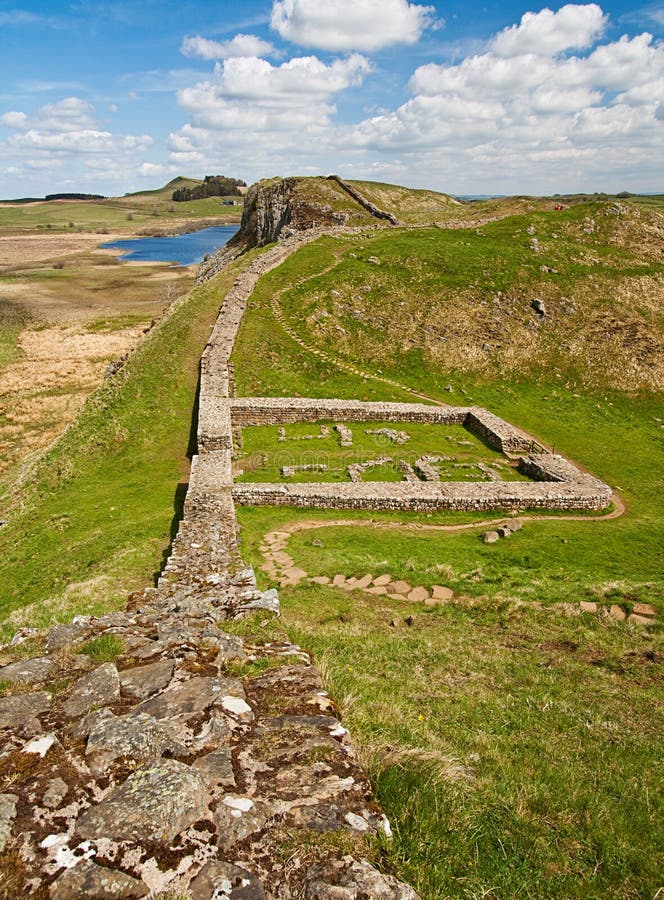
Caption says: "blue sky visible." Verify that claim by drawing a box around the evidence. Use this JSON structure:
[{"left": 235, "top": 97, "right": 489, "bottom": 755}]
[{"left": 1, "top": 0, "right": 663, "bottom": 197}]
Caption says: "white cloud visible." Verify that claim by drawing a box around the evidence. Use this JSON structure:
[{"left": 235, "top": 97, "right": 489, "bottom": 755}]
[
  {"left": 174, "top": 54, "right": 371, "bottom": 137},
  {"left": 138, "top": 162, "right": 169, "bottom": 176},
  {"left": 181, "top": 33, "right": 275, "bottom": 60},
  {"left": 0, "top": 97, "right": 154, "bottom": 191},
  {"left": 270, "top": 0, "right": 437, "bottom": 51},
  {"left": 491, "top": 4, "right": 607, "bottom": 57},
  {"left": 0, "top": 111, "right": 28, "bottom": 129},
  {"left": 346, "top": 11, "right": 664, "bottom": 192}
]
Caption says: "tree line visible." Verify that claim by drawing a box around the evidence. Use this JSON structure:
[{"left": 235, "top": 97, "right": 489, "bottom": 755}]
[{"left": 172, "top": 175, "right": 246, "bottom": 202}]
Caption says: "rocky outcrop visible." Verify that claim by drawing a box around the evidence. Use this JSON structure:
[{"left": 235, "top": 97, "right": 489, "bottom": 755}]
[{"left": 198, "top": 176, "right": 390, "bottom": 282}]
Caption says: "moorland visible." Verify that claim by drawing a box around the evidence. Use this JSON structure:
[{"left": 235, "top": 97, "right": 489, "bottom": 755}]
[{"left": 0, "top": 175, "right": 661, "bottom": 898}]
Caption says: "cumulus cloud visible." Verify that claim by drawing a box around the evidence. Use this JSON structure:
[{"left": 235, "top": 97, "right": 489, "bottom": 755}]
[
  {"left": 181, "top": 33, "right": 275, "bottom": 60},
  {"left": 270, "top": 0, "right": 438, "bottom": 51},
  {"left": 491, "top": 3, "right": 607, "bottom": 57},
  {"left": 169, "top": 51, "right": 372, "bottom": 176},
  {"left": 348, "top": 7, "right": 664, "bottom": 191},
  {"left": 167, "top": 3, "right": 664, "bottom": 193},
  {"left": 175, "top": 54, "right": 370, "bottom": 134},
  {"left": 0, "top": 97, "right": 154, "bottom": 189}
]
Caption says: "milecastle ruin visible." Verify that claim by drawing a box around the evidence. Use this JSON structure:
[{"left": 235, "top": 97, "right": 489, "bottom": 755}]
[{"left": 0, "top": 199, "right": 614, "bottom": 897}]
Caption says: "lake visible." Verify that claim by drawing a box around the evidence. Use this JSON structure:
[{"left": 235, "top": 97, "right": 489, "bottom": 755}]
[{"left": 101, "top": 225, "right": 239, "bottom": 265}]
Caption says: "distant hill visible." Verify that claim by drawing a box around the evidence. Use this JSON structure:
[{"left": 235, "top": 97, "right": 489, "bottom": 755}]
[{"left": 124, "top": 176, "right": 205, "bottom": 200}]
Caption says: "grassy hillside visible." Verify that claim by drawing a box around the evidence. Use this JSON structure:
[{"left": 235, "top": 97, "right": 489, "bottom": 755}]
[
  {"left": 1, "top": 178, "right": 662, "bottom": 897},
  {"left": 346, "top": 179, "right": 462, "bottom": 223},
  {"left": 234, "top": 201, "right": 664, "bottom": 392},
  {"left": 0, "top": 175, "right": 243, "bottom": 235},
  {"left": 124, "top": 175, "right": 204, "bottom": 199},
  {"left": 0, "top": 248, "right": 261, "bottom": 638},
  {"left": 228, "top": 196, "right": 663, "bottom": 898}
]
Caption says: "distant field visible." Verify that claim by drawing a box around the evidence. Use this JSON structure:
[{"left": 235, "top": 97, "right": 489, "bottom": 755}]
[{"left": 0, "top": 193, "right": 242, "bottom": 236}]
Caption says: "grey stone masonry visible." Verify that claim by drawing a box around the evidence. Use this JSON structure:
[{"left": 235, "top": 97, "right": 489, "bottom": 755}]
[
  {"left": 233, "top": 477, "right": 612, "bottom": 512},
  {"left": 231, "top": 396, "right": 467, "bottom": 427}
]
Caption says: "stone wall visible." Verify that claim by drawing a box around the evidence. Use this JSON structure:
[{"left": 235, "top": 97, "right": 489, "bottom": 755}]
[
  {"left": 230, "top": 397, "right": 467, "bottom": 427},
  {"left": 0, "top": 200, "right": 613, "bottom": 897},
  {"left": 232, "top": 478, "right": 612, "bottom": 512},
  {"left": 327, "top": 175, "right": 402, "bottom": 226}
]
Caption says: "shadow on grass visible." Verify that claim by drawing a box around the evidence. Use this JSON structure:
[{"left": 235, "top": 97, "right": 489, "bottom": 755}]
[{"left": 154, "top": 362, "right": 201, "bottom": 582}]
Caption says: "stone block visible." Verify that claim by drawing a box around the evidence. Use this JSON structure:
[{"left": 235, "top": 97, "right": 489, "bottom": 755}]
[
  {"left": 388, "top": 580, "right": 412, "bottom": 595},
  {"left": 407, "top": 587, "right": 431, "bottom": 603}
]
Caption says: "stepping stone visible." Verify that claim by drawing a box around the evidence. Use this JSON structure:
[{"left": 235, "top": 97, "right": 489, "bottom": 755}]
[
  {"left": 373, "top": 575, "right": 392, "bottom": 587},
  {"left": 282, "top": 567, "right": 308, "bottom": 583},
  {"left": 387, "top": 580, "right": 412, "bottom": 596},
  {"left": 431, "top": 585, "right": 454, "bottom": 601},
  {"left": 579, "top": 601, "right": 598, "bottom": 613},
  {"left": 408, "top": 587, "right": 430, "bottom": 603},
  {"left": 389, "top": 594, "right": 408, "bottom": 602},
  {"left": 343, "top": 578, "right": 359, "bottom": 592},
  {"left": 366, "top": 586, "right": 388, "bottom": 596},
  {"left": 633, "top": 602, "right": 656, "bottom": 617},
  {"left": 273, "top": 552, "right": 294, "bottom": 567},
  {"left": 310, "top": 576, "right": 331, "bottom": 585},
  {"left": 354, "top": 574, "right": 373, "bottom": 590},
  {"left": 332, "top": 575, "right": 346, "bottom": 587},
  {"left": 629, "top": 614, "right": 654, "bottom": 626},
  {"left": 609, "top": 604, "right": 627, "bottom": 621},
  {"left": 424, "top": 597, "right": 446, "bottom": 607}
]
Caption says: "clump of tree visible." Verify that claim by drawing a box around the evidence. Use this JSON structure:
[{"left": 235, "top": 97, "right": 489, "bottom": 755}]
[
  {"left": 172, "top": 175, "right": 246, "bottom": 202},
  {"left": 44, "top": 193, "right": 107, "bottom": 201}
]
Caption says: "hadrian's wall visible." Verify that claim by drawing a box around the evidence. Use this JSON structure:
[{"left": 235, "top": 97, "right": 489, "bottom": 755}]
[
  {"left": 0, "top": 212, "right": 613, "bottom": 898},
  {"left": 0, "top": 226, "right": 419, "bottom": 898}
]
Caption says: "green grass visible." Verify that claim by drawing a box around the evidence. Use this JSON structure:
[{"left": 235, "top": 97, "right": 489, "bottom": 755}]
[
  {"left": 236, "top": 421, "right": 527, "bottom": 484},
  {"left": 228, "top": 200, "right": 663, "bottom": 897},
  {"left": 79, "top": 634, "right": 124, "bottom": 663},
  {"left": 0, "top": 247, "right": 262, "bottom": 641},
  {"left": 0, "top": 195, "right": 241, "bottom": 235},
  {"left": 272, "top": 587, "right": 663, "bottom": 899},
  {"left": 232, "top": 202, "right": 664, "bottom": 396}
]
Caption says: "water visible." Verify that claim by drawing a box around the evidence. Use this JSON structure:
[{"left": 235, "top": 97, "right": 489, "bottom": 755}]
[{"left": 101, "top": 225, "right": 239, "bottom": 266}]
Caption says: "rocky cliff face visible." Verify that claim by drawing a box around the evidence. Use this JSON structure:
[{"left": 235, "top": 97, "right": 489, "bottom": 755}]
[{"left": 197, "top": 177, "right": 357, "bottom": 281}]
